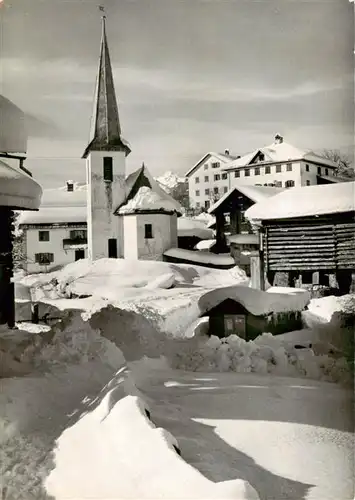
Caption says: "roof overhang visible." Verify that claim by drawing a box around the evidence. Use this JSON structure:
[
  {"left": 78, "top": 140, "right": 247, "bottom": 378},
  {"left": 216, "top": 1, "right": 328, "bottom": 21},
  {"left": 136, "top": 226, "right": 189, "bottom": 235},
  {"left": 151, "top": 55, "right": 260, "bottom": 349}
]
[{"left": 0, "top": 160, "right": 42, "bottom": 210}]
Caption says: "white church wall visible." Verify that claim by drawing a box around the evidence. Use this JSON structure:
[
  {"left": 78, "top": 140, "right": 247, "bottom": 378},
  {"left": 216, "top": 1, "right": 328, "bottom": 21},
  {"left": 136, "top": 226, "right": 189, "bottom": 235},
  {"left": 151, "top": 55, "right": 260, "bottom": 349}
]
[
  {"left": 23, "top": 226, "right": 87, "bottom": 273},
  {"left": 123, "top": 216, "right": 138, "bottom": 260},
  {"left": 86, "top": 150, "right": 126, "bottom": 259},
  {"left": 136, "top": 213, "right": 177, "bottom": 261}
]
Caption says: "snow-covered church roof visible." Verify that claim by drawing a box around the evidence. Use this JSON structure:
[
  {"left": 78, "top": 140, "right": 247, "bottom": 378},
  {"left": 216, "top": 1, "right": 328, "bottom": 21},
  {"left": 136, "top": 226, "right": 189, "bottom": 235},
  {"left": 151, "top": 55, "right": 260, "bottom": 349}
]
[
  {"left": 116, "top": 164, "right": 182, "bottom": 215},
  {"left": 245, "top": 181, "right": 355, "bottom": 221}
]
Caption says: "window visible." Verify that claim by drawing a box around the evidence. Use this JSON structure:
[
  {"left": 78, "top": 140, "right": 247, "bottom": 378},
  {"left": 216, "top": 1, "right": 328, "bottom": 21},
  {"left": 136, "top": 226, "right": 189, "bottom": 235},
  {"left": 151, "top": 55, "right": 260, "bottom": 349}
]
[
  {"left": 317, "top": 167, "right": 321, "bottom": 175},
  {"left": 254, "top": 167, "right": 260, "bottom": 176},
  {"left": 108, "top": 238, "right": 118, "bottom": 257},
  {"left": 306, "top": 180, "right": 311, "bottom": 186},
  {"left": 195, "top": 177, "right": 200, "bottom": 183},
  {"left": 69, "top": 229, "right": 87, "bottom": 240},
  {"left": 103, "top": 157, "right": 113, "bottom": 181},
  {"left": 265, "top": 166, "right": 271, "bottom": 174},
  {"left": 223, "top": 186, "right": 228, "bottom": 193},
  {"left": 75, "top": 249, "right": 85, "bottom": 261},
  {"left": 305, "top": 164, "right": 310, "bottom": 172},
  {"left": 211, "top": 162, "right": 220, "bottom": 169},
  {"left": 276, "top": 164, "right": 282, "bottom": 173},
  {"left": 195, "top": 190, "right": 200, "bottom": 196},
  {"left": 275, "top": 181, "right": 282, "bottom": 187},
  {"left": 205, "top": 188, "right": 210, "bottom": 195},
  {"left": 35, "top": 253, "right": 54, "bottom": 265},
  {"left": 245, "top": 169, "right": 250, "bottom": 177},
  {"left": 205, "top": 200, "right": 210, "bottom": 209},
  {"left": 144, "top": 224, "right": 153, "bottom": 239},
  {"left": 285, "top": 180, "right": 295, "bottom": 188},
  {"left": 325, "top": 168, "right": 329, "bottom": 176},
  {"left": 196, "top": 202, "right": 200, "bottom": 208},
  {"left": 214, "top": 174, "right": 220, "bottom": 181},
  {"left": 286, "top": 163, "right": 292, "bottom": 172},
  {"left": 222, "top": 173, "right": 228, "bottom": 180},
  {"left": 38, "top": 230, "right": 50, "bottom": 242},
  {"left": 214, "top": 187, "right": 219, "bottom": 194},
  {"left": 204, "top": 176, "right": 209, "bottom": 182},
  {"left": 204, "top": 164, "right": 208, "bottom": 170},
  {"left": 234, "top": 171, "right": 240, "bottom": 178}
]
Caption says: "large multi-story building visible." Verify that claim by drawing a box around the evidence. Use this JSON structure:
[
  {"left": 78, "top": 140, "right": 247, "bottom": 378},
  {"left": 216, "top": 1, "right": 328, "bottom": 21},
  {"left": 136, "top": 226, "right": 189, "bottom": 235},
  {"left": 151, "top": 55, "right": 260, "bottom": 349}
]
[{"left": 186, "top": 135, "right": 338, "bottom": 209}]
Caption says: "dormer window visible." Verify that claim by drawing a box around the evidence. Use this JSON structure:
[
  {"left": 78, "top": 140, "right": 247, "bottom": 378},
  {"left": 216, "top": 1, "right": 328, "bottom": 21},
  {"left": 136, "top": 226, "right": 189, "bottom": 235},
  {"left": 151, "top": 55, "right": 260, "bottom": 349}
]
[{"left": 211, "top": 162, "right": 220, "bottom": 169}]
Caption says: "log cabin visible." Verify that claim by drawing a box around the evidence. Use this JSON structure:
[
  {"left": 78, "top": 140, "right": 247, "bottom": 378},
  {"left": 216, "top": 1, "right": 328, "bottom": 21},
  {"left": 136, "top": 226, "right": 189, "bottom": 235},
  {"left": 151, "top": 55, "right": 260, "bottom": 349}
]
[{"left": 245, "top": 182, "right": 355, "bottom": 294}]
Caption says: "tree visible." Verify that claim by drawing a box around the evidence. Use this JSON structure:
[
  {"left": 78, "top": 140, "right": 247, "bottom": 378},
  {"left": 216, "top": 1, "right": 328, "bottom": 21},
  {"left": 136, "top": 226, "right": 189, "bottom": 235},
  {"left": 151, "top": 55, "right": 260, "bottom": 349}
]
[
  {"left": 170, "top": 181, "right": 190, "bottom": 211},
  {"left": 321, "top": 149, "right": 355, "bottom": 179}
]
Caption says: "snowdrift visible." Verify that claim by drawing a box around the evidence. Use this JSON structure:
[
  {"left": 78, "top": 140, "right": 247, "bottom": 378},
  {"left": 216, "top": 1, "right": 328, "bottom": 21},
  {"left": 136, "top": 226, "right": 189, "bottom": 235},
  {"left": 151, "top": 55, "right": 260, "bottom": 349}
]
[
  {"left": 169, "top": 332, "right": 352, "bottom": 385},
  {"left": 1, "top": 312, "right": 259, "bottom": 500}
]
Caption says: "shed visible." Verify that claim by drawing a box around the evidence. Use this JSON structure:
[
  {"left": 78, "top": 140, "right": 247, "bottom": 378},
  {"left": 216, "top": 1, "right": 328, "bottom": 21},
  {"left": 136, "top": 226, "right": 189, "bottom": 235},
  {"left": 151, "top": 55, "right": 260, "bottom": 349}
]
[
  {"left": 245, "top": 182, "right": 355, "bottom": 293},
  {"left": 208, "top": 185, "right": 283, "bottom": 252},
  {"left": 198, "top": 285, "right": 310, "bottom": 340}
]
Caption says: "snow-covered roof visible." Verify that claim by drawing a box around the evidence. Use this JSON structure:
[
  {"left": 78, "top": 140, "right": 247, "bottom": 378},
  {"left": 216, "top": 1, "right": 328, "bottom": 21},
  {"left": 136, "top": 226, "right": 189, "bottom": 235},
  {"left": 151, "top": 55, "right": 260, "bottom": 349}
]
[
  {"left": 198, "top": 285, "right": 310, "bottom": 316},
  {"left": 245, "top": 181, "right": 355, "bottom": 221},
  {"left": 163, "top": 248, "right": 235, "bottom": 267},
  {"left": 0, "top": 159, "right": 42, "bottom": 210},
  {"left": 228, "top": 234, "right": 259, "bottom": 245},
  {"left": 118, "top": 186, "right": 180, "bottom": 215},
  {"left": 208, "top": 185, "right": 283, "bottom": 214},
  {"left": 40, "top": 183, "right": 87, "bottom": 207},
  {"left": 117, "top": 165, "right": 182, "bottom": 215},
  {"left": 177, "top": 217, "right": 214, "bottom": 239},
  {"left": 194, "top": 239, "right": 216, "bottom": 251},
  {"left": 185, "top": 151, "right": 240, "bottom": 177},
  {"left": 223, "top": 140, "right": 337, "bottom": 171},
  {"left": 19, "top": 206, "right": 86, "bottom": 225}
]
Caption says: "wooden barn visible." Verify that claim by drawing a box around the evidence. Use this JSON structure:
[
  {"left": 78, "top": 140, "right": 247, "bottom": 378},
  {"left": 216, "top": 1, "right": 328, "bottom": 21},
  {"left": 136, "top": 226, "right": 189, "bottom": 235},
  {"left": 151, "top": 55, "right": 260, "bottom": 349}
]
[
  {"left": 245, "top": 182, "right": 355, "bottom": 294},
  {"left": 208, "top": 185, "right": 283, "bottom": 253},
  {"left": 198, "top": 285, "right": 308, "bottom": 341}
]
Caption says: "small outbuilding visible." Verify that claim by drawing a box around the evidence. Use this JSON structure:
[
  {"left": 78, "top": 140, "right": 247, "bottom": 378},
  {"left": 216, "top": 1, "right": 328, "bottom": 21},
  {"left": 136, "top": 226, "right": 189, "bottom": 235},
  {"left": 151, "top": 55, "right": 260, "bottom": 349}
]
[{"left": 198, "top": 285, "right": 310, "bottom": 340}]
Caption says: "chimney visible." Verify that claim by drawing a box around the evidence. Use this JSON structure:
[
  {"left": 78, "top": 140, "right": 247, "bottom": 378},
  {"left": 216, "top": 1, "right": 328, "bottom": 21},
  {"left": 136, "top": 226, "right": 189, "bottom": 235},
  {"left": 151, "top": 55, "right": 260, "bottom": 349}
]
[
  {"left": 274, "top": 134, "right": 283, "bottom": 144},
  {"left": 66, "top": 180, "right": 74, "bottom": 192},
  {"left": 224, "top": 149, "right": 230, "bottom": 156}
]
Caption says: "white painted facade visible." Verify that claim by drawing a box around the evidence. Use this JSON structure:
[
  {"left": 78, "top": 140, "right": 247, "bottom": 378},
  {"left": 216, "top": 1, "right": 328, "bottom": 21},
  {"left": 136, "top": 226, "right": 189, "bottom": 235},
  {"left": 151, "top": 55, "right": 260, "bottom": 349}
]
[
  {"left": 23, "top": 224, "right": 87, "bottom": 274},
  {"left": 123, "top": 213, "right": 178, "bottom": 261},
  {"left": 228, "top": 160, "right": 334, "bottom": 190},
  {"left": 186, "top": 138, "right": 337, "bottom": 209},
  {"left": 187, "top": 154, "right": 231, "bottom": 210},
  {"left": 86, "top": 150, "right": 126, "bottom": 260}
]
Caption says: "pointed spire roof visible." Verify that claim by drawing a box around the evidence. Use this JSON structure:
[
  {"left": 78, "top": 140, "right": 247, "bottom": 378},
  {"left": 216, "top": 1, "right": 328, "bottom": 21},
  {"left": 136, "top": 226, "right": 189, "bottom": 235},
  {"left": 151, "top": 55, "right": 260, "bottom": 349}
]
[{"left": 82, "top": 14, "right": 131, "bottom": 158}]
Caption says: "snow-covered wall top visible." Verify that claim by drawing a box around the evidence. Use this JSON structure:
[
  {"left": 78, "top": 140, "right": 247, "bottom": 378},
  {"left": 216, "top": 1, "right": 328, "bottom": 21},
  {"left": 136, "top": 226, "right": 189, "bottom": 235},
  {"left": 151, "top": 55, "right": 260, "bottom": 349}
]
[
  {"left": 177, "top": 217, "right": 214, "bottom": 239},
  {"left": 0, "top": 159, "right": 42, "bottom": 210},
  {"left": 245, "top": 181, "right": 355, "bottom": 221}
]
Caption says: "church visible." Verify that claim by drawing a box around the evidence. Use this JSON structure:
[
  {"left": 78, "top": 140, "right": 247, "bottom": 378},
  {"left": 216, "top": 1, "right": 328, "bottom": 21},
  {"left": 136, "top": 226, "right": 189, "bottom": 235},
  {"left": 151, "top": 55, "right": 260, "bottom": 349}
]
[{"left": 19, "top": 15, "right": 182, "bottom": 273}]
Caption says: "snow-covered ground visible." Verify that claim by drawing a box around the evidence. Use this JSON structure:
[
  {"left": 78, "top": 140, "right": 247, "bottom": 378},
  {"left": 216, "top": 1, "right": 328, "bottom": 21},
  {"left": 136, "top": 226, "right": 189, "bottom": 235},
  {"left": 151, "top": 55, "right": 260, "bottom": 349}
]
[{"left": 3, "top": 259, "right": 354, "bottom": 499}]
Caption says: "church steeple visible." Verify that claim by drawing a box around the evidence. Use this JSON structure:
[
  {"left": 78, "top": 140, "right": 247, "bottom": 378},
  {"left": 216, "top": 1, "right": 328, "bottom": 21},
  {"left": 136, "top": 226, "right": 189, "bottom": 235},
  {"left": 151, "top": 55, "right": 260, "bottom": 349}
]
[{"left": 83, "top": 13, "right": 131, "bottom": 158}]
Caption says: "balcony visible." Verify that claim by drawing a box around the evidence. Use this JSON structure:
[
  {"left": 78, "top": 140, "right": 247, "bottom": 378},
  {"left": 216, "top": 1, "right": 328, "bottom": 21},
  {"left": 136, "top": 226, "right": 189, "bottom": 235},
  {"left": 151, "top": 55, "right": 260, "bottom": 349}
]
[{"left": 63, "top": 237, "right": 88, "bottom": 250}]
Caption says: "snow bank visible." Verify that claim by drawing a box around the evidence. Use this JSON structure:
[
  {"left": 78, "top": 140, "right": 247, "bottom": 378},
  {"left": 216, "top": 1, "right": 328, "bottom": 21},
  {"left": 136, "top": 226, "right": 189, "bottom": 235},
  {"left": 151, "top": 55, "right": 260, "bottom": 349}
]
[
  {"left": 1, "top": 315, "right": 258, "bottom": 500},
  {"left": 178, "top": 217, "right": 214, "bottom": 239},
  {"left": 199, "top": 285, "right": 310, "bottom": 317},
  {"left": 169, "top": 332, "right": 352, "bottom": 385},
  {"left": 164, "top": 248, "right": 235, "bottom": 267},
  {"left": 307, "top": 294, "right": 355, "bottom": 323}
]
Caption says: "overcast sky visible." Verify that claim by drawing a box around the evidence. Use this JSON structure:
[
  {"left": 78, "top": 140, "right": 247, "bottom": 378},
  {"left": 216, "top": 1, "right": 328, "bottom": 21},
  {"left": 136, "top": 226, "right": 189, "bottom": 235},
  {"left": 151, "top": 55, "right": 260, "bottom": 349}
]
[{"left": 1, "top": 0, "right": 353, "bottom": 188}]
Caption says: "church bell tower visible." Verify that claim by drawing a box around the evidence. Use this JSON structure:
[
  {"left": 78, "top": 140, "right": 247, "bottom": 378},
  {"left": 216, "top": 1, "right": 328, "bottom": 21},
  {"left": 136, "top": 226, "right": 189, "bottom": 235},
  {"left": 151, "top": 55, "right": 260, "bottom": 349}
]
[{"left": 82, "top": 11, "right": 131, "bottom": 260}]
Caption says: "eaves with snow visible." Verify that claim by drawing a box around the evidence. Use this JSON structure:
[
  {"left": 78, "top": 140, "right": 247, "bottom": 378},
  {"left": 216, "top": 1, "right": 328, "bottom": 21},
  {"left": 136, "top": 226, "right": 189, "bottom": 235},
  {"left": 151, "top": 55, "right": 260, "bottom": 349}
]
[
  {"left": 0, "top": 159, "right": 42, "bottom": 211},
  {"left": 245, "top": 181, "right": 355, "bottom": 221}
]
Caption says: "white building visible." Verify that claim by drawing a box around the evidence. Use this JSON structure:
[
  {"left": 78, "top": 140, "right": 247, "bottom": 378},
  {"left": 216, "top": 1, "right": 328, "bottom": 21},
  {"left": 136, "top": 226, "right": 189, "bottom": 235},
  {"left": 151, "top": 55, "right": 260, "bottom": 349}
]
[
  {"left": 186, "top": 135, "right": 338, "bottom": 209},
  {"left": 185, "top": 150, "right": 240, "bottom": 210},
  {"left": 18, "top": 16, "right": 181, "bottom": 273}
]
